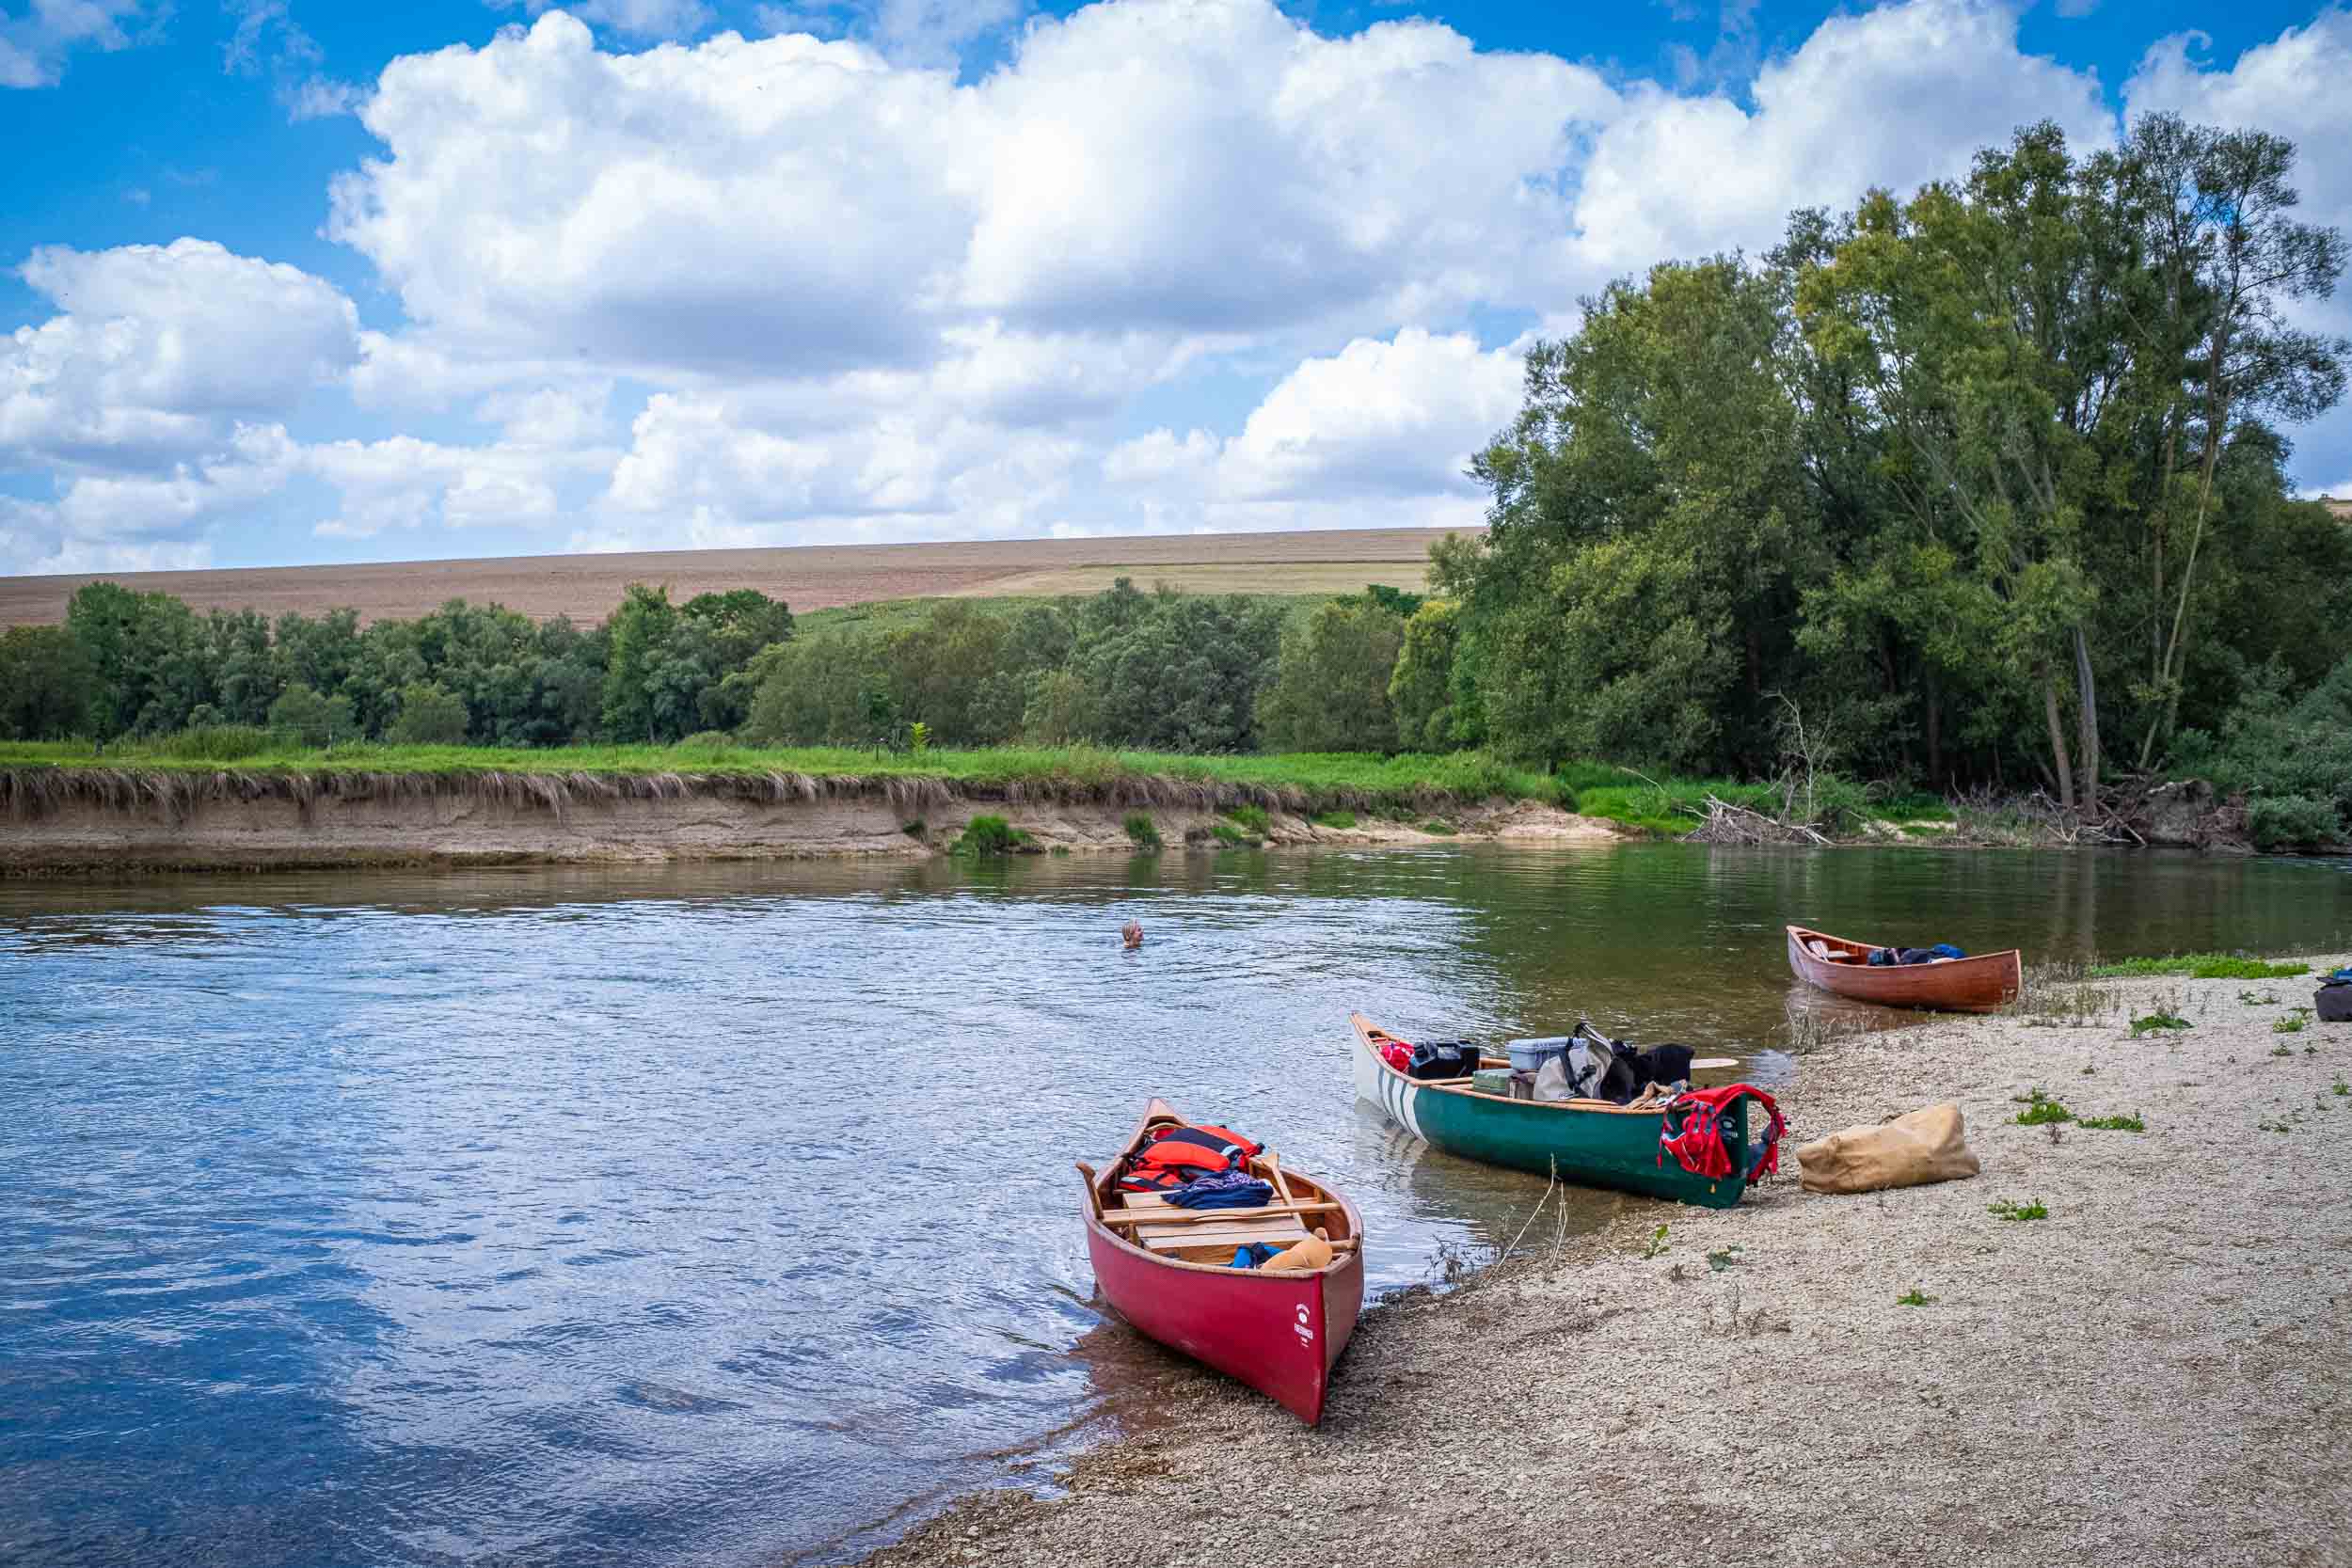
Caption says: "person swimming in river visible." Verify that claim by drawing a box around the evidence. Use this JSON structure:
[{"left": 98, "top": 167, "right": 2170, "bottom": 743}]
[{"left": 1121, "top": 920, "right": 1143, "bottom": 949}]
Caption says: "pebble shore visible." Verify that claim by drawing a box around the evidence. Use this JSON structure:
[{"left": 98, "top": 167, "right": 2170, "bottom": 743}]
[{"left": 852, "top": 961, "right": 2352, "bottom": 1568}]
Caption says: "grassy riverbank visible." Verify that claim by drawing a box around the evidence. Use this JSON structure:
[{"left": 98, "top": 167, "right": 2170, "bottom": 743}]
[
  {"left": 857, "top": 958, "right": 2352, "bottom": 1568},
  {"left": 0, "top": 738, "right": 1977, "bottom": 838},
  {"left": 0, "top": 740, "right": 1575, "bottom": 814}
]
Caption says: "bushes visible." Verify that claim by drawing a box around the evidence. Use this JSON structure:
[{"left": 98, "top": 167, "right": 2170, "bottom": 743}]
[
  {"left": 951, "top": 815, "right": 1032, "bottom": 856},
  {"left": 1122, "top": 813, "right": 1163, "bottom": 849},
  {"left": 158, "top": 724, "right": 273, "bottom": 761},
  {"left": 2249, "top": 794, "right": 2342, "bottom": 850},
  {"left": 0, "top": 625, "right": 97, "bottom": 740},
  {"left": 1257, "top": 598, "right": 1408, "bottom": 752},
  {"left": 266, "top": 683, "right": 355, "bottom": 748},
  {"left": 387, "top": 683, "right": 470, "bottom": 746}
]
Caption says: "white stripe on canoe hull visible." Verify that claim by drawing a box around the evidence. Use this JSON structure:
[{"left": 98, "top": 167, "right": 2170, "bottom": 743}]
[{"left": 1352, "top": 1037, "right": 1424, "bottom": 1143}]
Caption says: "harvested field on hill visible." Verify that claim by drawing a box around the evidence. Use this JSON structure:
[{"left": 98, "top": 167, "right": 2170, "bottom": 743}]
[{"left": 0, "top": 527, "right": 1473, "bottom": 627}]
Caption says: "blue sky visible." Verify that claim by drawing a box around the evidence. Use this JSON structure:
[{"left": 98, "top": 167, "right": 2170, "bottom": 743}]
[{"left": 2, "top": 0, "right": 2348, "bottom": 574}]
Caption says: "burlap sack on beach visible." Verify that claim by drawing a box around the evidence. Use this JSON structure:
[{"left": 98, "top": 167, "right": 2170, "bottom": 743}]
[{"left": 1797, "top": 1102, "right": 1979, "bottom": 1195}]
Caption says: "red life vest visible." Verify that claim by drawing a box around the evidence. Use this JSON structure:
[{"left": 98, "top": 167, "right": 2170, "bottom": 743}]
[{"left": 1116, "top": 1123, "right": 1263, "bottom": 1193}]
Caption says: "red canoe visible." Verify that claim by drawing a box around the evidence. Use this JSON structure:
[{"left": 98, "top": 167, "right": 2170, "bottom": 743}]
[
  {"left": 1787, "top": 924, "right": 2023, "bottom": 1012},
  {"left": 1077, "top": 1099, "right": 1365, "bottom": 1426}
]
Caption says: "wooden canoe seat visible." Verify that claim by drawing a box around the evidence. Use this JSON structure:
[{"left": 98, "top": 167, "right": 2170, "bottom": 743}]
[{"left": 1118, "top": 1190, "right": 1313, "bottom": 1255}]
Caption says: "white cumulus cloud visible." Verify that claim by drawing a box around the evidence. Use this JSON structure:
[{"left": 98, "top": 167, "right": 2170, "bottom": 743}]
[{"left": 2, "top": 239, "right": 360, "bottom": 474}]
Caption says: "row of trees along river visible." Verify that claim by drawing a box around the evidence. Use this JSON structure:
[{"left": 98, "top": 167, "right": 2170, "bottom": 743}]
[{"left": 3, "top": 116, "right": 2348, "bottom": 846}]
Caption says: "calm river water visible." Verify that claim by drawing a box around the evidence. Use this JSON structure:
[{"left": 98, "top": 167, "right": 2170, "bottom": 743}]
[{"left": 4, "top": 844, "right": 2345, "bottom": 1567}]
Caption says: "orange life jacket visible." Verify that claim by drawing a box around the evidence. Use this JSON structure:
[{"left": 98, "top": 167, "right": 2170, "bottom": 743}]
[{"left": 1116, "top": 1123, "right": 1263, "bottom": 1193}]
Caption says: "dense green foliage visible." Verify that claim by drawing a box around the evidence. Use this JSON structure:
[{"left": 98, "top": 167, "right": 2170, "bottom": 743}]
[
  {"left": 742, "top": 579, "right": 1288, "bottom": 752},
  {"left": 1257, "top": 594, "right": 1408, "bottom": 752},
  {"left": 0, "top": 581, "right": 788, "bottom": 748},
  {"left": 1434, "top": 114, "right": 2351, "bottom": 817}
]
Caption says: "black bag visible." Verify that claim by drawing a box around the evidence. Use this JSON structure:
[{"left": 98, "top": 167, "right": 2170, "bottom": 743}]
[
  {"left": 1409, "top": 1039, "right": 1479, "bottom": 1080},
  {"left": 2318, "top": 982, "right": 2352, "bottom": 1024}
]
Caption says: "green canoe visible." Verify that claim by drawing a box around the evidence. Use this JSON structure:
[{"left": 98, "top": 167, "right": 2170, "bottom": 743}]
[{"left": 1350, "top": 1014, "right": 1766, "bottom": 1210}]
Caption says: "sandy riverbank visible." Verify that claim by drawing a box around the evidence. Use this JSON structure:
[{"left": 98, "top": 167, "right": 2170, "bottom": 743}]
[
  {"left": 0, "top": 784, "right": 1615, "bottom": 874},
  {"left": 854, "top": 963, "right": 2352, "bottom": 1568}
]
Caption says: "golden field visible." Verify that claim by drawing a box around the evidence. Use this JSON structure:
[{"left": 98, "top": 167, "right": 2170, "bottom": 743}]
[{"left": 0, "top": 527, "right": 1474, "bottom": 626}]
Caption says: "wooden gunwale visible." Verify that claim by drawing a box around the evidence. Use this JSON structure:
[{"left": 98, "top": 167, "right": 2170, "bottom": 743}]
[{"left": 1078, "top": 1100, "right": 1360, "bottom": 1276}]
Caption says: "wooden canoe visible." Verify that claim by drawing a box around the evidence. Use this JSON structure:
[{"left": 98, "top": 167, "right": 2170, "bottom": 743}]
[
  {"left": 1786, "top": 925, "right": 2022, "bottom": 1012},
  {"left": 1349, "top": 1015, "right": 1764, "bottom": 1210},
  {"left": 1077, "top": 1100, "right": 1364, "bottom": 1426}
]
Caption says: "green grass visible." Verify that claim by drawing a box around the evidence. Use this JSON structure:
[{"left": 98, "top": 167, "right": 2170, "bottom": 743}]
[
  {"left": 1221, "top": 803, "right": 1271, "bottom": 834},
  {"left": 1895, "top": 1287, "right": 1935, "bottom": 1307},
  {"left": 2076, "top": 1112, "right": 2146, "bottom": 1132},
  {"left": 2128, "top": 1008, "right": 2194, "bottom": 1037},
  {"left": 1312, "top": 809, "right": 1357, "bottom": 830},
  {"left": 950, "top": 815, "right": 1031, "bottom": 856},
  {"left": 1420, "top": 817, "right": 1458, "bottom": 836},
  {"left": 0, "top": 740, "right": 1576, "bottom": 810},
  {"left": 2090, "top": 954, "right": 2308, "bottom": 979},
  {"left": 1121, "top": 813, "right": 1162, "bottom": 850},
  {"left": 1208, "top": 819, "right": 1256, "bottom": 846},
  {"left": 1988, "top": 1198, "right": 2048, "bottom": 1222}
]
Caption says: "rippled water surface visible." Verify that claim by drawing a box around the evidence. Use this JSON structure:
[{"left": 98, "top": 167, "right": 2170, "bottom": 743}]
[{"left": 4, "top": 845, "right": 2345, "bottom": 1567}]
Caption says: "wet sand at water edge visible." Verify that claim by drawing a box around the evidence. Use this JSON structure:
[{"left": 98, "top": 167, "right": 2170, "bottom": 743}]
[{"left": 851, "top": 962, "right": 2352, "bottom": 1568}]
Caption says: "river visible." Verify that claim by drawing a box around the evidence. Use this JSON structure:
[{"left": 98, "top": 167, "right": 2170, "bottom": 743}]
[{"left": 3, "top": 844, "right": 2344, "bottom": 1567}]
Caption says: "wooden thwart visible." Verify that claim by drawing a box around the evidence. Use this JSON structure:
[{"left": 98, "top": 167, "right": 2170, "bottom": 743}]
[{"left": 1099, "top": 1199, "right": 1343, "bottom": 1227}]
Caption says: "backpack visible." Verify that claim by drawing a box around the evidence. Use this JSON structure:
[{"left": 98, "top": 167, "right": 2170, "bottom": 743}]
[{"left": 1408, "top": 1039, "right": 1481, "bottom": 1080}]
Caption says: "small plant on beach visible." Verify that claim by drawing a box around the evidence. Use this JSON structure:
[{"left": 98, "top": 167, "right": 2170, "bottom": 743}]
[
  {"left": 1208, "top": 819, "right": 1255, "bottom": 847},
  {"left": 2012, "top": 1090, "right": 2074, "bottom": 1126},
  {"left": 1895, "top": 1287, "right": 1935, "bottom": 1307},
  {"left": 950, "top": 815, "right": 1031, "bottom": 856},
  {"left": 1312, "top": 809, "right": 1357, "bottom": 830},
  {"left": 2258, "top": 1116, "right": 2294, "bottom": 1133},
  {"left": 2129, "top": 1007, "right": 2193, "bottom": 1037},
  {"left": 2274, "top": 1008, "right": 2313, "bottom": 1035},
  {"left": 2238, "top": 990, "right": 2282, "bottom": 1006},
  {"left": 1988, "top": 1198, "right": 2048, "bottom": 1222},
  {"left": 2079, "top": 1064, "right": 2097, "bottom": 1075},
  {"left": 2076, "top": 1111, "right": 2146, "bottom": 1132},
  {"left": 1642, "top": 1224, "right": 1669, "bottom": 1259},
  {"left": 1122, "top": 813, "right": 1162, "bottom": 850},
  {"left": 1707, "top": 1245, "right": 1742, "bottom": 1273},
  {"left": 899, "top": 817, "right": 926, "bottom": 839},
  {"left": 2334, "top": 1078, "right": 2348, "bottom": 1097},
  {"left": 1421, "top": 817, "right": 1458, "bottom": 835},
  {"left": 2270, "top": 1042, "right": 2294, "bottom": 1057}
]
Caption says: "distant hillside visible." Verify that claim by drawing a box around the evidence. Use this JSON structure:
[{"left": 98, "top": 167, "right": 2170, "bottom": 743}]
[{"left": 0, "top": 527, "right": 1476, "bottom": 627}]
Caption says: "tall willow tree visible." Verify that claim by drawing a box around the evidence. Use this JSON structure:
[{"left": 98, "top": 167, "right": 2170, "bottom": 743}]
[{"left": 1467, "top": 257, "right": 1817, "bottom": 771}]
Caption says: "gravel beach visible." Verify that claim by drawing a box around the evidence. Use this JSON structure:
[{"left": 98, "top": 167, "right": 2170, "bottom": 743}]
[{"left": 852, "top": 961, "right": 2352, "bottom": 1568}]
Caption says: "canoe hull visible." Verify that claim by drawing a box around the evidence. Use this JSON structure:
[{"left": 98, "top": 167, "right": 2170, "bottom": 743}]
[
  {"left": 1350, "top": 1017, "right": 1752, "bottom": 1210},
  {"left": 1786, "top": 925, "right": 2021, "bottom": 1012},
  {"left": 1083, "top": 1219, "right": 1363, "bottom": 1426},
  {"left": 1079, "top": 1101, "right": 1364, "bottom": 1426}
]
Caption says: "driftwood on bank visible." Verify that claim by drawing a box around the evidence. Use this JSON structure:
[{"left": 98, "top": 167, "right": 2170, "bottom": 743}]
[{"left": 1682, "top": 793, "right": 1833, "bottom": 846}]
